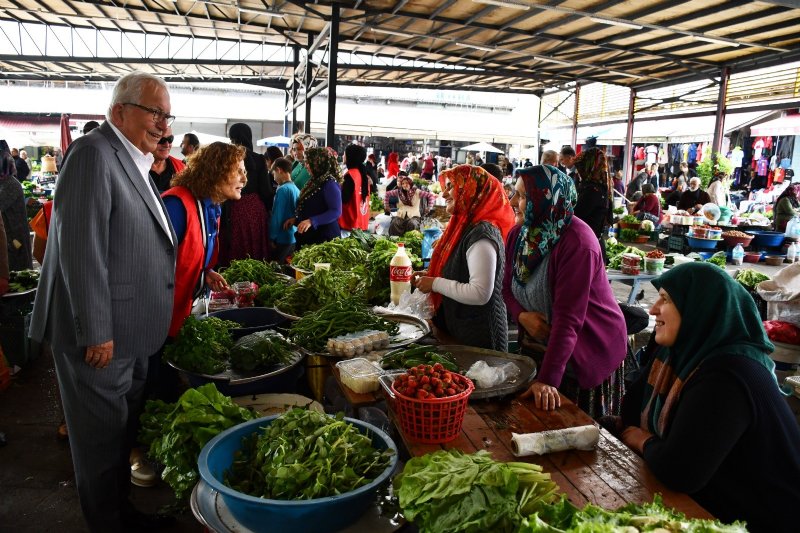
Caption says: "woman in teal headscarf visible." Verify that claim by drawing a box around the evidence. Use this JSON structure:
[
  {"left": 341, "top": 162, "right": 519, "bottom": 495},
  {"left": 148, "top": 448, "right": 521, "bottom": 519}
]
[{"left": 619, "top": 262, "right": 800, "bottom": 532}]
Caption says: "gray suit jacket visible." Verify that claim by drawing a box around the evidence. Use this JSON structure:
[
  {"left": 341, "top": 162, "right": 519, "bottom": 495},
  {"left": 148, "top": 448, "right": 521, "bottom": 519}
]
[{"left": 30, "top": 122, "right": 177, "bottom": 358}]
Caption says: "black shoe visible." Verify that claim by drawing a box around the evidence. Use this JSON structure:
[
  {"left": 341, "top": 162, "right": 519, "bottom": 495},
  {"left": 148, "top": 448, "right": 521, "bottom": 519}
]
[{"left": 121, "top": 505, "right": 176, "bottom": 531}]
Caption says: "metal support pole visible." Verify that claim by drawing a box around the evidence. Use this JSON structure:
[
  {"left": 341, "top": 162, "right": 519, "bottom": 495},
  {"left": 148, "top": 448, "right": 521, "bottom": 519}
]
[
  {"left": 571, "top": 85, "right": 580, "bottom": 149},
  {"left": 305, "top": 35, "right": 312, "bottom": 134},
  {"left": 623, "top": 88, "right": 636, "bottom": 185},
  {"left": 536, "top": 94, "right": 543, "bottom": 165},
  {"left": 326, "top": 5, "right": 339, "bottom": 148},
  {"left": 291, "top": 45, "right": 299, "bottom": 135},
  {"left": 711, "top": 66, "right": 730, "bottom": 162}
]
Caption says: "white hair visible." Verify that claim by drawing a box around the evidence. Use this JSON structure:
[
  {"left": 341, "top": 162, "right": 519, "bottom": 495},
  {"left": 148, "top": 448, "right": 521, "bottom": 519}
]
[
  {"left": 541, "top": 150, "right": 558, "bottom": 165},
  {"left": 106, "top": 71, "right": 168, "bottom": 119}
]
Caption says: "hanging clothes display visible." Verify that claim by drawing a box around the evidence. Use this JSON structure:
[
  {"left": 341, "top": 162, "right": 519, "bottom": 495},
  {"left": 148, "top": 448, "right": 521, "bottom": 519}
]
[
  {"left": 687, "top": 143, "right": 698, "bottom": 164},
  {"left": 646, "top": 144, "right": 658, "bottom": 165}
]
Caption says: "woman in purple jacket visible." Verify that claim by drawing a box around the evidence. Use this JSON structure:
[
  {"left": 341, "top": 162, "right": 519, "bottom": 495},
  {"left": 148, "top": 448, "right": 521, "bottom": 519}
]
[
  {"left": 287, "top": 147, "right": 343, "bottom": 249},
  {"left": 503, "top": 164, "right": 627, "bottom": 418}
]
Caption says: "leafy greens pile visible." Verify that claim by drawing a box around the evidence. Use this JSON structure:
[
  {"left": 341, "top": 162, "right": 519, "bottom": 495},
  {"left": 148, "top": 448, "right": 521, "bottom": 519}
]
[
  {"left": 355, "top": 238, "right": 422, "bottom": 304},
  {"left": 734, "top": 269, "right": 770, "bottom": 290},
  {"left": 138, "top": 384, "right": 256, "bottom": 500},
  {"left": 290, "top": 237, "right": 369, "bottom": 271},
  {"left": 220, "top": 258, "right": 283, "bottom": 286},
  {"left": 8, "top": 269, "right": 39, "bottom": 292},
  {"left": 163, "top": 316, "right": 238, "bottom": 374},
  {"left": 395, "top": 449, "right": 559, "bottom": 533},
  {"left": 519, "top": 495, "right": 748, "bottom": 532},
  {"left": 608, "top": 246, "right": 646, "bottom": 270},
  {"left": 705, "top": 251, "right": 727, "bottom": 269},
  {"left": 229, "top": 330, "right": 295, "bottom": 372},
  {"left": 226, "top": 409, "right": 394, "bottom": 499},
  {"left": 274, "top": 268, "right": 364, "bottom": 316}
]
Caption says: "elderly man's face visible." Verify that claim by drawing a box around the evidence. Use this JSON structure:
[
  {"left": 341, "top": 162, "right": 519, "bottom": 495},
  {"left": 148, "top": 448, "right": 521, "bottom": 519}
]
[
  {"left": 112, "top": 80, "right": 171, "bottom": 154},
  {"left": 153, "top": 130, "right": 173, "bottom": 162},
  {"left": 689, "top": 178, "right": 701, "bottom": 191},
  {"left": 559, "top": 153, "right": 575, "bottom": 168}
]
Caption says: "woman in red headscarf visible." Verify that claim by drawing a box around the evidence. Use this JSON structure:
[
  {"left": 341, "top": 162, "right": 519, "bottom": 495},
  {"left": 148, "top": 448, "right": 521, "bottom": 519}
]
[
  {"left": 387, "top": 152, "right": 400, "bottom": 180},
  {"left": 413, "top": 165, "right": 514, "bottom": 350}
]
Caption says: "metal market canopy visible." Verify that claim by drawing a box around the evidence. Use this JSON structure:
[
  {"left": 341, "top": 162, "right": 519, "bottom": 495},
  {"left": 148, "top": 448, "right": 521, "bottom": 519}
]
[
  {"left": 750, "top": 114, "right": 800, "bottom": 136},
  {"left": 461, "top": 141, "right": 503, "bottom": 153},
  {"left": 0, "top": 1, "right": 798, "bottom": 94}
]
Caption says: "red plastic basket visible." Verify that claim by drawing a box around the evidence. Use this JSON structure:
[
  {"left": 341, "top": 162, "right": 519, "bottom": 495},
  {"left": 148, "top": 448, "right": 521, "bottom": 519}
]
[{"left": 387, "top": 375, "right": 474, "bottom": 444}]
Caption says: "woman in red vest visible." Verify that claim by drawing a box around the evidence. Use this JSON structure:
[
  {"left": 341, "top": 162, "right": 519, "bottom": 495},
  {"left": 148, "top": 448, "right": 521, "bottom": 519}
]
[{"left": 339, "top": 143, "right": 371, "bottom": 236}]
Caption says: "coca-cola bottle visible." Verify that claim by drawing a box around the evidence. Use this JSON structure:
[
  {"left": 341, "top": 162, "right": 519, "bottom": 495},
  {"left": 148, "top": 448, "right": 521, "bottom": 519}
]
[{"left": 389, "top": 243, "right": 412, "bottom": 305}]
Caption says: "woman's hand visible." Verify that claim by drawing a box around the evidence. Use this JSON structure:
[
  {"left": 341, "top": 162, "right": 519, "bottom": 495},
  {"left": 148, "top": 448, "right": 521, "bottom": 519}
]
[
  {"left": 205, "top": 270, "right": 229, "bottom": 293},
  {"left": 296, "top": 219, "right": 313, "bottom": 233},
  {"left": 283, "top": 217, "right": 296, "bottom": 231},
  {"left": 518, "top": 311, "right": 550, "bottom": 341},
  {"left": 520, "top": 381, "right": 561, "bottom": 411},
  {"left": 414, "top": 275, "right": 436, "bottom": 293},
  {"left": 620, "top": 426, "right": 654, "bottom": 455}
]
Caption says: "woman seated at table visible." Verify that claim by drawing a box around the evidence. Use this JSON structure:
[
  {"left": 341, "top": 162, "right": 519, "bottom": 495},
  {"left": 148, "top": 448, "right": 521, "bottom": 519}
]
[
  {"left": 619, "top": 262, "right": 800, "bottom": 533},
  {"left": 631, "top": 183, "right": 662, "bottom": 226},
  {"left": 504, "top": 164, "right": 628, "bottom": 418},
  {"left": 413, "top": 165, "right": 514, "bottom": 351},
  {"left": 286, "top": 147, "right": 343, "bottom": 249},
  {"left": 383, "top": 174, "right": 437, "bottom": 236}
]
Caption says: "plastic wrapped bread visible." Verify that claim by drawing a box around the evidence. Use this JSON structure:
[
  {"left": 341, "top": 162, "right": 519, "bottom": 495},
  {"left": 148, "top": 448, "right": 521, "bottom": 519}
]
[{"left": 511, "top": 425, "right": 600, "bottom": 456}]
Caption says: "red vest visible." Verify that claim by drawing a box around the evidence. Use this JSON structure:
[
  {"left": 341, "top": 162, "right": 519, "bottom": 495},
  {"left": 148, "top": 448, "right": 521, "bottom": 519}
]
[
  {"left": 162, "top": 186, "right": 212, "bottom": 337},
  {"left": 338, "top": 168, "right": 370, "bottom": 231}
]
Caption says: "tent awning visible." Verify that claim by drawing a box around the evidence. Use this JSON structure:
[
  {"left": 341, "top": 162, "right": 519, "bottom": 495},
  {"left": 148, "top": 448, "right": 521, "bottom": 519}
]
[{"left": 750, "top": 115, "right": 800, "bottom": 136}]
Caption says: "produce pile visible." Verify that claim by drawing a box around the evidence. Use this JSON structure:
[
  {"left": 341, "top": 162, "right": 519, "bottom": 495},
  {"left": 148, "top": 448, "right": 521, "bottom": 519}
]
[
  {"left": 722, "top": 230, "right": 752, "bottom": 238},
  {"left": 355, "top": 238, "right": 422, "bottom": 304},
  {"left": 519, "top": 495, "right": 747, "bottom": 532},
  {"left": 229, "top": 330, "right": 295, "bottom": 372},
  {"left": 289, "top": 298, "right": 399, "bottom": 352},
  {"left": 164, "top": 316, "right": 238, "bottom": 374},
  {"left": 274, "top": 268, "right": 364, "bottom": 316},
  {"left": 392, "top": 364, "right": 469, "bottom": 400},
  {"left": 138, "top": 384, "right": 256, "bottom": 500},
  {"left": 395, "top": 449, "right": 559, "bottom": 533},
  {"left": 705, "top": 251, "right": 727, "bottom": 268},
  {"left": 380, "top": 344, "right": 459, "bottom": 371},
  {"left": 734, "top": 269, "right": 770, "bottom": 290},
  {"left": 220, "top": 258, "right": 284, "bottom": 287},
  {"left": 608, "top": 246, "right": 646, "bottom": 270},
  {"left": 645, "top": 249, "right": 664, "bottom": 259},
  {"left": 7, "top": 269, "right": 39, "bottom": 292},
  {"left": 226, "top": 409, "right": 394, "bottom": 499},
  {"left": 291, "top": 237, "right": 369, "bottom": 271}
]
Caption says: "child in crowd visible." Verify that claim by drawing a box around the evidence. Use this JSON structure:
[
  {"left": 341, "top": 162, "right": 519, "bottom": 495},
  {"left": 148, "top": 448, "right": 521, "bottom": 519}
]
[{"left": 270, "top": 157, "right": 300, "bottom": 263}]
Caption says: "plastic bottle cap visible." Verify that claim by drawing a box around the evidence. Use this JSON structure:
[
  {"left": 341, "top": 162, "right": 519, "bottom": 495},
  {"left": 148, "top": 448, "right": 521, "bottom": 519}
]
[{"left": 397, "top": 242, "right": 404, "bottom": 247}]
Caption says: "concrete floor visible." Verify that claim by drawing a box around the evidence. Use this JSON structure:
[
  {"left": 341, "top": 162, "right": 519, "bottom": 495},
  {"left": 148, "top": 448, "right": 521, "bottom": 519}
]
[{"left": 0, "top": 259, "right": 796, "bottom": 532}]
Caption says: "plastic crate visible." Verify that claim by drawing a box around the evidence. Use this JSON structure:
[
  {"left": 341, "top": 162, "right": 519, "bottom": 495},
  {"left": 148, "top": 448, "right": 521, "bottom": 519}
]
[
  {"left": 670, "top": 225, "right": 689, "bottom": 236},
  {"left": 667, "top": 235, "right": 691, "bottom": 254},
  {"left": 0, "top": 313, "right": 40, "bottom": 368}
]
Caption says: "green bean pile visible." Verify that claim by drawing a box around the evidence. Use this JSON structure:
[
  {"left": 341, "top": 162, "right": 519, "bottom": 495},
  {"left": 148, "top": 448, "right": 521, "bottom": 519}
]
[{"left": 289, "top": 299, "right": 399, "bottom": 352}]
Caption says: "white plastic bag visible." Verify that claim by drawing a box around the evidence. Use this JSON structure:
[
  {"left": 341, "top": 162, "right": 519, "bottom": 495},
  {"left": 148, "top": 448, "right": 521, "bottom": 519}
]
[
  {"left": 465, "top": 360, "right": 521, "bottom": 389},
  {"left": 372, "top": 213, "right": 392, "bottom": 236},
  {"left": 756, "top": 262, "right": 800, "bottom": 326},
  {"left": 373, "top": 289, "right": 434, "bottom": 320}
]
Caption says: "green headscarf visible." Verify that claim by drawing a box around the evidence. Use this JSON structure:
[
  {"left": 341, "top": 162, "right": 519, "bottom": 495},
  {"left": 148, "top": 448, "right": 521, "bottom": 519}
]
[{"left": 641, "top": 262, "right": 776, "bottom": 437}]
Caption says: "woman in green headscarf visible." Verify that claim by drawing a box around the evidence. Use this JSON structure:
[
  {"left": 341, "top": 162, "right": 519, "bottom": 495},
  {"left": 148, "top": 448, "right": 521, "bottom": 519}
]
[{"left": 619, "top": 262, "right": 800, "bottom": 532}]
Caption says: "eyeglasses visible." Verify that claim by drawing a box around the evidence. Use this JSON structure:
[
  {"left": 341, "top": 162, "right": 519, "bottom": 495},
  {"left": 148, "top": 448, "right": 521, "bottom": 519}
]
[
  {"left": 157, "top": 135, "right": 174, "bottom": 145},
  {"left": 122, "top": 102, "right": 176, "bottom": 126}
]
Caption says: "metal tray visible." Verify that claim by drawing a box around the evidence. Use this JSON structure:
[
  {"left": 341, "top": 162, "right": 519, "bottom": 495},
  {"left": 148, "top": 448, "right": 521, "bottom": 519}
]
[
  {"left": 305, "top": 313, "right": 431, "bottom": 358},
  {"left": 167, "top": 334, "right": 305, "bottom": 385},
  {"left": 436, "top": 344, "right": 537, "bottom": 400},
  {"left": 2, "top": 287, "right": 36, "bottom": 298},
  {"left": 273, "top": 304, "right": 301, "bottom": 321},
  {"left": 190, "top": 480, "right": 404, "bottom": 533}
]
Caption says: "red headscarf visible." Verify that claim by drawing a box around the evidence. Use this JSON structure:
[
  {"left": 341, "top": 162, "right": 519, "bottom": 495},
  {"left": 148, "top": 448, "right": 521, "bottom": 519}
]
[
  {"left": 427, "top": 164, "right": 515, "bottom": 309},
  {"left": 387, "top": 152, "right": 400, "bottom": 179}
]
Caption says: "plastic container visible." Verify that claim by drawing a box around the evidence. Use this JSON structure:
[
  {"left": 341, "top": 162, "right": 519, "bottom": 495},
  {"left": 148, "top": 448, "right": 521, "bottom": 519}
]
[
  {"left": 743, "top": 252, "right": 761, "bottom": 263},
  {"left": 198, "top": 416, "right": 398, "bottom": 533},
  {"left": 749, "top": 230, "right": 786, "bottom": 248},
  {"left": 390, "top": 243, "right": 412, "bottom": 305},
  {"left": 388, "top": 375, "right": 474, "bottom": 443},
  {"left": 644, "top": 257, "right": 665, "bottom": 274},
  {"left": 707, "top": 228, "right": 722, "bottom": 239},
  {"left": 686, "top": 236, "right": 720, "bottom": 250},
  {"left": 765, "top": 255, "right": 785, "bottom": 266},
  {"left": 722, "top": 232, "right": 754, "bottom": 248},
  {"left": 787, "top": 242, "right": 797, "bottom": 263},
  {"left": 336, "top": 358, "right": 383, "bottom": 394},
  {"left": 207, "top": 307, "right": 286, "bottom": 340},
  {"left": 731, "top": 244, "right": 744, "bottom": 266}
]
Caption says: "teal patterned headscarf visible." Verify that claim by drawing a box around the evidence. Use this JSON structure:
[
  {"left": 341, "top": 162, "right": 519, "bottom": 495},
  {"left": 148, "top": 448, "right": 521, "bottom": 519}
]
[{"left": 513, "top": 164, "right": 577, "bottom": 283}]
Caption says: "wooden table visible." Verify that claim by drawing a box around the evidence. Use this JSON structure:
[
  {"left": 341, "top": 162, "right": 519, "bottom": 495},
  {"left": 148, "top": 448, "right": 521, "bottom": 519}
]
[{"left": 397, "top": 394, "right": 711, "bottom": 519}]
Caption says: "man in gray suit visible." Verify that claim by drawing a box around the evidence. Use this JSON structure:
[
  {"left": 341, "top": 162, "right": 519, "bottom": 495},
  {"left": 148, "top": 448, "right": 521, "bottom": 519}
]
[{"left": 30, "top": 72, "right": 177, "bottom": 531}]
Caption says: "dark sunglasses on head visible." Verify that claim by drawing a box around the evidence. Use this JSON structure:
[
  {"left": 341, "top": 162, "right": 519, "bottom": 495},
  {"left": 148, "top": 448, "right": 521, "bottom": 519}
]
[{"left": 158, "top": 135, "right": 174, "bottom": 145}]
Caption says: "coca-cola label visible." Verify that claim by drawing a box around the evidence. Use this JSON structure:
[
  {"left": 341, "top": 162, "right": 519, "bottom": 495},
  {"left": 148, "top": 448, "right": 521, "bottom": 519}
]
[{"left": 390, "top": 265, "right": 413, "bottom": 282}]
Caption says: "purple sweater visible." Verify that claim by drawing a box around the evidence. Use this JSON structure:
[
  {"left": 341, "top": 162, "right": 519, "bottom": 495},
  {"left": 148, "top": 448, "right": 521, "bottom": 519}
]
[
  {"left": 503, "top": 217, "right": 627, "bottom": 389},
  {"left": 296, "top": 179, "right": 342, "bottom": 244}
]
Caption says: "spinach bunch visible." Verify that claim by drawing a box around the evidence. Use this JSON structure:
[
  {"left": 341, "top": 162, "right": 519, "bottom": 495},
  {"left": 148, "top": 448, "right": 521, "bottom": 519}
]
[
  {"left": 163, "top": 316, "right": 238, "bottom": 374},
  {"left": 395, "top": 449, "right": 558, "bottom": 533},
  {"left": 226, "top": 409, "right": 394, "bottom": 500},
  {"left": 229, "top": 330, "right": 294, "bottom": 372},
  {"left": 138, "top": 384, "right": 256, "bottom": 500}
]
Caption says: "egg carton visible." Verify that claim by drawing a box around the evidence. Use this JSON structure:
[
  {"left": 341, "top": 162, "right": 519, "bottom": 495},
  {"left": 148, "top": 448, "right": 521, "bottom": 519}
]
[{"left": 326, "top": 330, "right": 390, "bottom": 357}]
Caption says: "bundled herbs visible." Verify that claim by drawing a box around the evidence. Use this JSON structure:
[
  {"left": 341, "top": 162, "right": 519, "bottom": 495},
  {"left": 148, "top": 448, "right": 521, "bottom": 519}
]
[
  {"left": 705, "top": 251, "right": 728, "bottom": 269},
  {"left": 619, "top": 228, "right": 640, "bottom": 242},
  {"left": 8, "top": 269, "right": 39, "bottom": 292},
  {"left": 274, "top": 268, "right": 364, "bottom": 316},
  {"left": 380, "top": 344, "right": 458, "bottom": 372},
  {"left": 734, "top": 269, "right": 770, "bottom": 290},
  {"left": 390, "top": 230, "right": 424, "bottom": 258},
  {"left": 226, "top": 409, "right": 394, "bottom": 500},
  {"left": 370, "top": 192, "right": 384, "bottom": 213},
  {"left": 349, "top": 228, "right": 379, "bottom": 251},
  {"left": 289, "top": 299, "right": 399, "bottom": 352},
  {"left": 519, "top": 495, "right": 748, "bottom": 532},
  {"left": 254, "top": 281, "right": 289, "bottom": 307},
  {"left": 395, "top": 449, "right": 559, "bottom": 533},
  {"left": 291, "top": 237, "right": 369, "bottom": 271},
  {"left": 138, "top": 384, "right": 256, "bottom": 500},
  {"left": 221, "top": 258, "right": 283, "bottom": 286},
  {"left": 163, "top": 316, "right": 238, "bottom": 374},
  {"left": 229, "top": 330, "right": 295, "bottom": 372}
]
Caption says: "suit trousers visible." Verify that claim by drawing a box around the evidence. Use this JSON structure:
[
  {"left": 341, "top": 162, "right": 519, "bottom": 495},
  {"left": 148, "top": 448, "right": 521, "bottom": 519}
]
[{"left": 53, "top": 344, "right": 148, "bottom": 532}]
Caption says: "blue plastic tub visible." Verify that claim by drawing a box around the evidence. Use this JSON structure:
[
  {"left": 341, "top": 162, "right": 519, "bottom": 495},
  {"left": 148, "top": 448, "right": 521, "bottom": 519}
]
[
  {"left": 198, "top": 415, "right": 398, "bottom": 533},
  {"left": 748, "top": 230, "right": 785, "bottom": 248},
  {"left": 207, "top": 307, "right": 286, "bottom": 340},
  {"left": 686, "top": 236, "right": 720, "bottom": 250}
]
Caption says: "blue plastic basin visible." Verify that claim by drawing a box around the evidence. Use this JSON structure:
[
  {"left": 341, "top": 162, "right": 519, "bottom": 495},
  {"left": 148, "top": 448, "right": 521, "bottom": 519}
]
[
  {"left": 198, "top": 415, "right": 398, "bottom": 533},
  {"left": 686, "top": 236, "right": 720, "bottom": 250},
  {"left": 748, "top": 230, "right": 785, "bottom": 248},
  {"left": 208, "top": 307, "right": 286, "bottom": 340}
]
